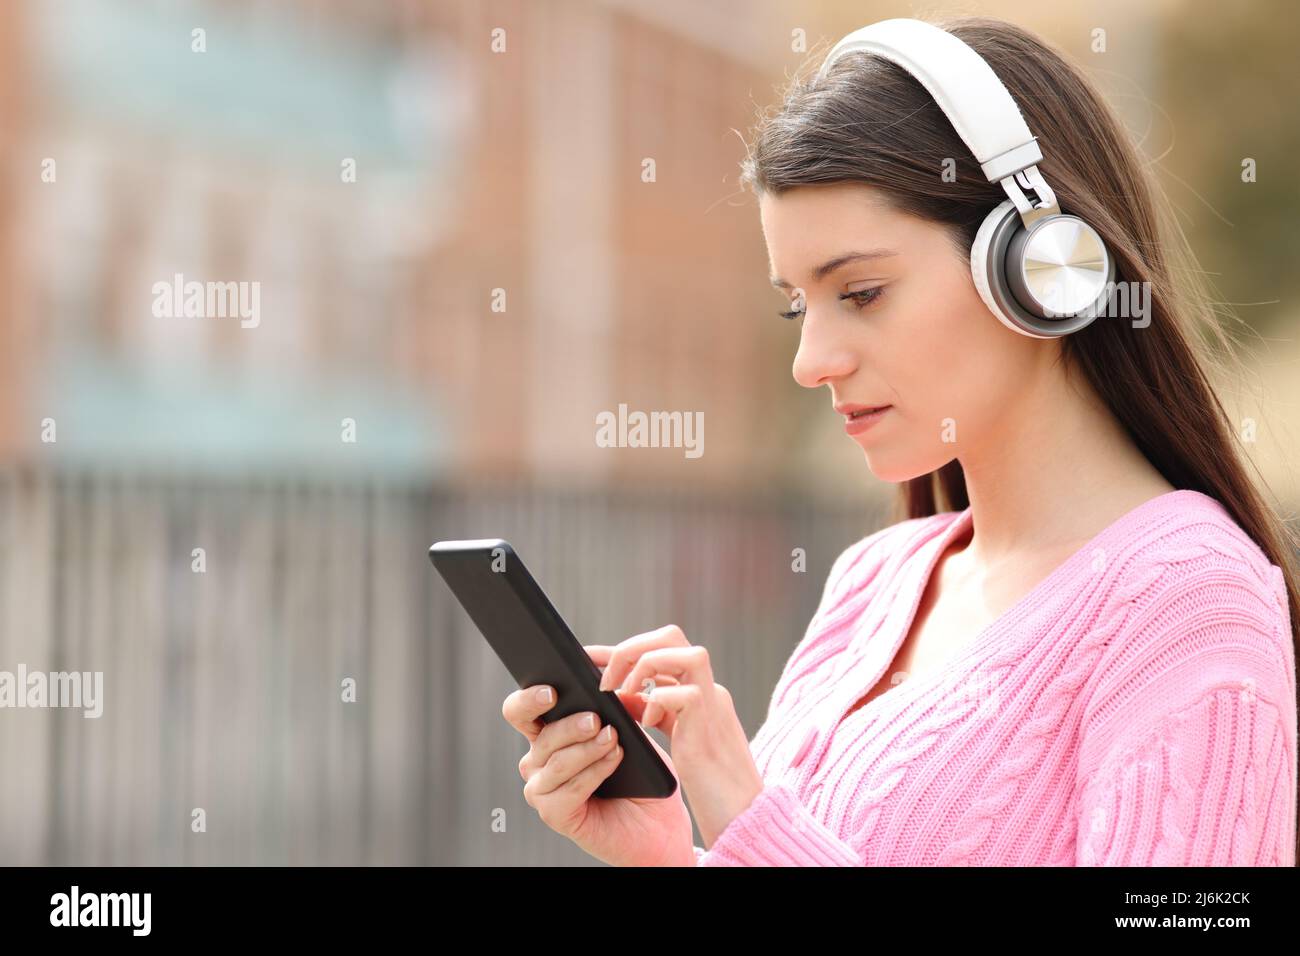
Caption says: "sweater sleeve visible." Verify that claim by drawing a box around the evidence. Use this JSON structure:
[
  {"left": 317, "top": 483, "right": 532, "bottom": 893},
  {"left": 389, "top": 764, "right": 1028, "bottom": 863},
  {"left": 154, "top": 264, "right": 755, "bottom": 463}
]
[
  {"left": 1076, "top": 553, "right": 1297, "bottom": 866},
  {"left": 694, "top": 781, "right": 864, "bottom": 866},
  {"left": 1076, "top": 684, "right": 1296, "bottom": 865}
]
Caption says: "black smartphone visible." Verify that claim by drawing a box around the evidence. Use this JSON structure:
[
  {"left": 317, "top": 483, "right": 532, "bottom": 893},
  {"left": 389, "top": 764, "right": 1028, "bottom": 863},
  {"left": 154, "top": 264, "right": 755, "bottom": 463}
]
[{"left": 428, "top": 538, "right": 678, "bottom": 799}]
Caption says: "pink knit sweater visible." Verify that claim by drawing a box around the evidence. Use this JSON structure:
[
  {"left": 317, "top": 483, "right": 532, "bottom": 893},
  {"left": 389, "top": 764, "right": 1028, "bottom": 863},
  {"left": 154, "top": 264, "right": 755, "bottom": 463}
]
[{"left": 693, "top": 489, "right": 1297, "bottom": 866}]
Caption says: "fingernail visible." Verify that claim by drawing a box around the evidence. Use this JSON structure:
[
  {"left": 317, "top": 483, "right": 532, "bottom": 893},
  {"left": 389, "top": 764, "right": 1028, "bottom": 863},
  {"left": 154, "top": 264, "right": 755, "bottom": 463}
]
[
  {"left": 597, "top": 725, "right": 614, "bottom": 743},
  {"left": 580, "top": 713, "right": 596, "bottom": 732},
  {"left": 536, "top": 687, "right": 553, "bottom": 705}
]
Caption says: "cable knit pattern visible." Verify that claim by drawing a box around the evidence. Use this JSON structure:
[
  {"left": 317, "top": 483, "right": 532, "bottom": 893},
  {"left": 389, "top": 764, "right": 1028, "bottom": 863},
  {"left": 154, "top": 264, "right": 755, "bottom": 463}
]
[{"left": 693, "top": 490, "right": 1297, "bottom": 866}]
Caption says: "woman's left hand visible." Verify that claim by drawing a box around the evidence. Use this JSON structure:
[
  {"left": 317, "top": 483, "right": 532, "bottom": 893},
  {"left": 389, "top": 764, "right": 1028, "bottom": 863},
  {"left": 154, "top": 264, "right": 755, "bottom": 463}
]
[{"left": 587, "top": 625, "right": 765, "bottom": 847}]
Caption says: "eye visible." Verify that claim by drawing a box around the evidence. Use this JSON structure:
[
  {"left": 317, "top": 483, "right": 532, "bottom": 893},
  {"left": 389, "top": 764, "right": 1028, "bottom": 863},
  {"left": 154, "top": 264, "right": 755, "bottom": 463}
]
[
  {"left": 839, "top": 287, "right": 885, "bottom": 309},
  {"left": 777, "top": 286, "right": 885, "bottom": 322},
  {"left": 778, "top": 287, "right": 807, "bottom": 322}
]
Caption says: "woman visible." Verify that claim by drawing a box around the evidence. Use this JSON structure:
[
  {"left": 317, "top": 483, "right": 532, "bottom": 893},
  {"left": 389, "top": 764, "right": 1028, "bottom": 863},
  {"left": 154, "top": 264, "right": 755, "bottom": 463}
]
[{"left": 501, "top": 15, "right": 1299, "bottom": 866}]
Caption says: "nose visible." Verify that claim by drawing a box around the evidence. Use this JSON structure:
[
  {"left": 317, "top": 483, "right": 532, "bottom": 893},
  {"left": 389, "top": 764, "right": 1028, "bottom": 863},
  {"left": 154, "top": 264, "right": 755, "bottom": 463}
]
[{"left": 791, "top": 308, "right": 857, "bottom": 389}]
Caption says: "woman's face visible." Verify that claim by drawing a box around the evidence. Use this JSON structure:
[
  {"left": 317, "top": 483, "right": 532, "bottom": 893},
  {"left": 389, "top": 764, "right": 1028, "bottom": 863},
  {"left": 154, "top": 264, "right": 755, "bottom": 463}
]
[{"left": 760, "top": 182, "right": 1052, "bottom": 483}]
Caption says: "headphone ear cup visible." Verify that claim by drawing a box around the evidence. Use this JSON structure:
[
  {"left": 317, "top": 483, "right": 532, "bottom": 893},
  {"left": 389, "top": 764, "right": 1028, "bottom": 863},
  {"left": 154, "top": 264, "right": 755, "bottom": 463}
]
[
  {"left": 970, "top": 201, "right": 1053, "bottom": 338},
  {"left": 970, "top": 200, "right": 1106, "bottom": 338}
]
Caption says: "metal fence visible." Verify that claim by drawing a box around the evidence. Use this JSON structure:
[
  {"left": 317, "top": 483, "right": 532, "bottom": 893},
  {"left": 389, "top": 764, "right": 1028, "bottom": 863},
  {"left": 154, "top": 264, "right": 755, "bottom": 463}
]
[{"left": 0, "top": 467, "right": 880, "bottom": 865}]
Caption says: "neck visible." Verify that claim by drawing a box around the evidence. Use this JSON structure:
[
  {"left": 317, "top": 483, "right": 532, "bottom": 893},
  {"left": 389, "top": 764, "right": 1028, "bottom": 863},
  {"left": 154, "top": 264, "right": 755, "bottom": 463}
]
[{"left": 954, "top": 358, "right": 1173, "bottom": 568}]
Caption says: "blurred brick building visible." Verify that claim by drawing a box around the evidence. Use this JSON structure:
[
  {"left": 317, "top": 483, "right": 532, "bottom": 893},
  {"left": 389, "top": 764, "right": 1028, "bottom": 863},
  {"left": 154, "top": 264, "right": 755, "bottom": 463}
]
[{"left": 0, "top": 0, "right": 845, "bottom": 495}]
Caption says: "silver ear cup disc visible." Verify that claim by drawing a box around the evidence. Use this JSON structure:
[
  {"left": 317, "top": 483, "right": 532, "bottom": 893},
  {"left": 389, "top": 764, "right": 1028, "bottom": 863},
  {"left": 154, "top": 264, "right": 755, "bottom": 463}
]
[
  {"left": 977, "top": 205, "right": 1109, "bottom": 337},
  {"left": 1006, "top": 215, "right": 1114, "bottom": 319}
]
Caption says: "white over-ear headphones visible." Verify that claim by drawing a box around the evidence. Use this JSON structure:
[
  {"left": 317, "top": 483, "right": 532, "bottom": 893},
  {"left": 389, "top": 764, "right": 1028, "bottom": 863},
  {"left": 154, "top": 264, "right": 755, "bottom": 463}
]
[{"left": 816, "top": 18, "right": 1115, "bottom": 338}]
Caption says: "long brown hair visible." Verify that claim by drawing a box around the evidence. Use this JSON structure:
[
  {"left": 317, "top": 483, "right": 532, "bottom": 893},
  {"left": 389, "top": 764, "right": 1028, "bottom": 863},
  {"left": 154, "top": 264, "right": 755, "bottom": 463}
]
[{"left": 740, "top": 14, "right": 1299, "bottom": 862}]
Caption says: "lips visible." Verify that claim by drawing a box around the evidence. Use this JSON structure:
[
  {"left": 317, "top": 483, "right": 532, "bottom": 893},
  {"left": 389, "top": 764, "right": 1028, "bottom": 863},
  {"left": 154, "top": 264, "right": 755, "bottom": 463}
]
[
  {"left": 834, "top": 402, "right": 891, "bottom": 419},
  {"left": 841, "top": 403, "right": 891, "bottom": 436}
]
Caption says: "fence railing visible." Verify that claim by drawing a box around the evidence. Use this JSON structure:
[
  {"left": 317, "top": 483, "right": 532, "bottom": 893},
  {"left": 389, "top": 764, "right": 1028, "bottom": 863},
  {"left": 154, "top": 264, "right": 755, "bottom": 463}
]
[{"left": 0, "top": 467, "right": 881, "bottom": 865}]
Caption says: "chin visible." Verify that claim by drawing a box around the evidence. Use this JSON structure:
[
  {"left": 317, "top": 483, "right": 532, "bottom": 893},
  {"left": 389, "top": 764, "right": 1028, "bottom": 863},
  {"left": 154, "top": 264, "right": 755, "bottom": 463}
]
[
  {"left": 860, "top": 454, "right": 913, "bottom": 484},
  {"left": 860, "top": 448, "right": 941, "bottom": 485}
]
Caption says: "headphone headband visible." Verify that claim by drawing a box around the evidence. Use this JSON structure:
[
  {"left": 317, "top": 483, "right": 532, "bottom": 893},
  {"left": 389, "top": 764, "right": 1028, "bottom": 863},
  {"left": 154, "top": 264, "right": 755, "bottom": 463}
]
[
  {"left": 815, "top": 18, "right": 1116, "bottom": 337},
  {"left": 816, "top": 18, "right": 1059, "bottom": 222}
]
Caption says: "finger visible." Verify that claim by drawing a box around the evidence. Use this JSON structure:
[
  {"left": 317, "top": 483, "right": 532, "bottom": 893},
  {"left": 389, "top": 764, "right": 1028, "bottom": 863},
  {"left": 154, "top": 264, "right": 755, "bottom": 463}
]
[
  {"left": 529, "top": 724, "right": 620, "bottom": 799},
  {"left": 502, "top": 685, "right": 558, "bottom": 742},
  {"left": 638, "top": 684, "right": 699, "bottom": 725},
  {"left": 611, "top": 686, "right": 650, "bottom": 723},
  {"left": 598, "top": 686, "right": 673, "bottom": 730},
  {"left": 639, "top": 696, "right": 677, "bottom": 736},
  {"left": 597, "top": 625, "right": 690, "bottom": 693},
  {"left": 586, "top": 645, "right": 687, "bottom": 680},
  {"left": 619, "top": 645, "right": 712, "bottom": 697},
  {"left": 583, "top": 644, "right": 615, "bottom": 665},
  {"left": 586, "top": 643, "right": 682, "bottom": 690},
  {"left": 534, "top": 744, "right": 625, "bottom": 828},
  {"left": 583, "top": 645, "right": 617, "bottom": 684},
  {"left": 524, "top": 709, "right": 605, "bottom": 779},
  {"left": 592, "top": 647, "right": 686, "bottom": 691}
]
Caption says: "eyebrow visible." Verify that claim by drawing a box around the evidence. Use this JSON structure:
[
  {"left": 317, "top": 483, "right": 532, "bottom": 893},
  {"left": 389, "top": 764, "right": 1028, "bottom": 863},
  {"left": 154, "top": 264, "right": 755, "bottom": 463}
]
[{"left": 769, "top": 249, "right": 899, "bottom": 289}]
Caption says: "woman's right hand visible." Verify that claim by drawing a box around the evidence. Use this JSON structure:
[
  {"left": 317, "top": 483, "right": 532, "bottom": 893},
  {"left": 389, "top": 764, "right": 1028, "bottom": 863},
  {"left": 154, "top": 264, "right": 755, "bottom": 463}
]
[{"left": 502, "top": 682, "right": 696, "bottom": 867}]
